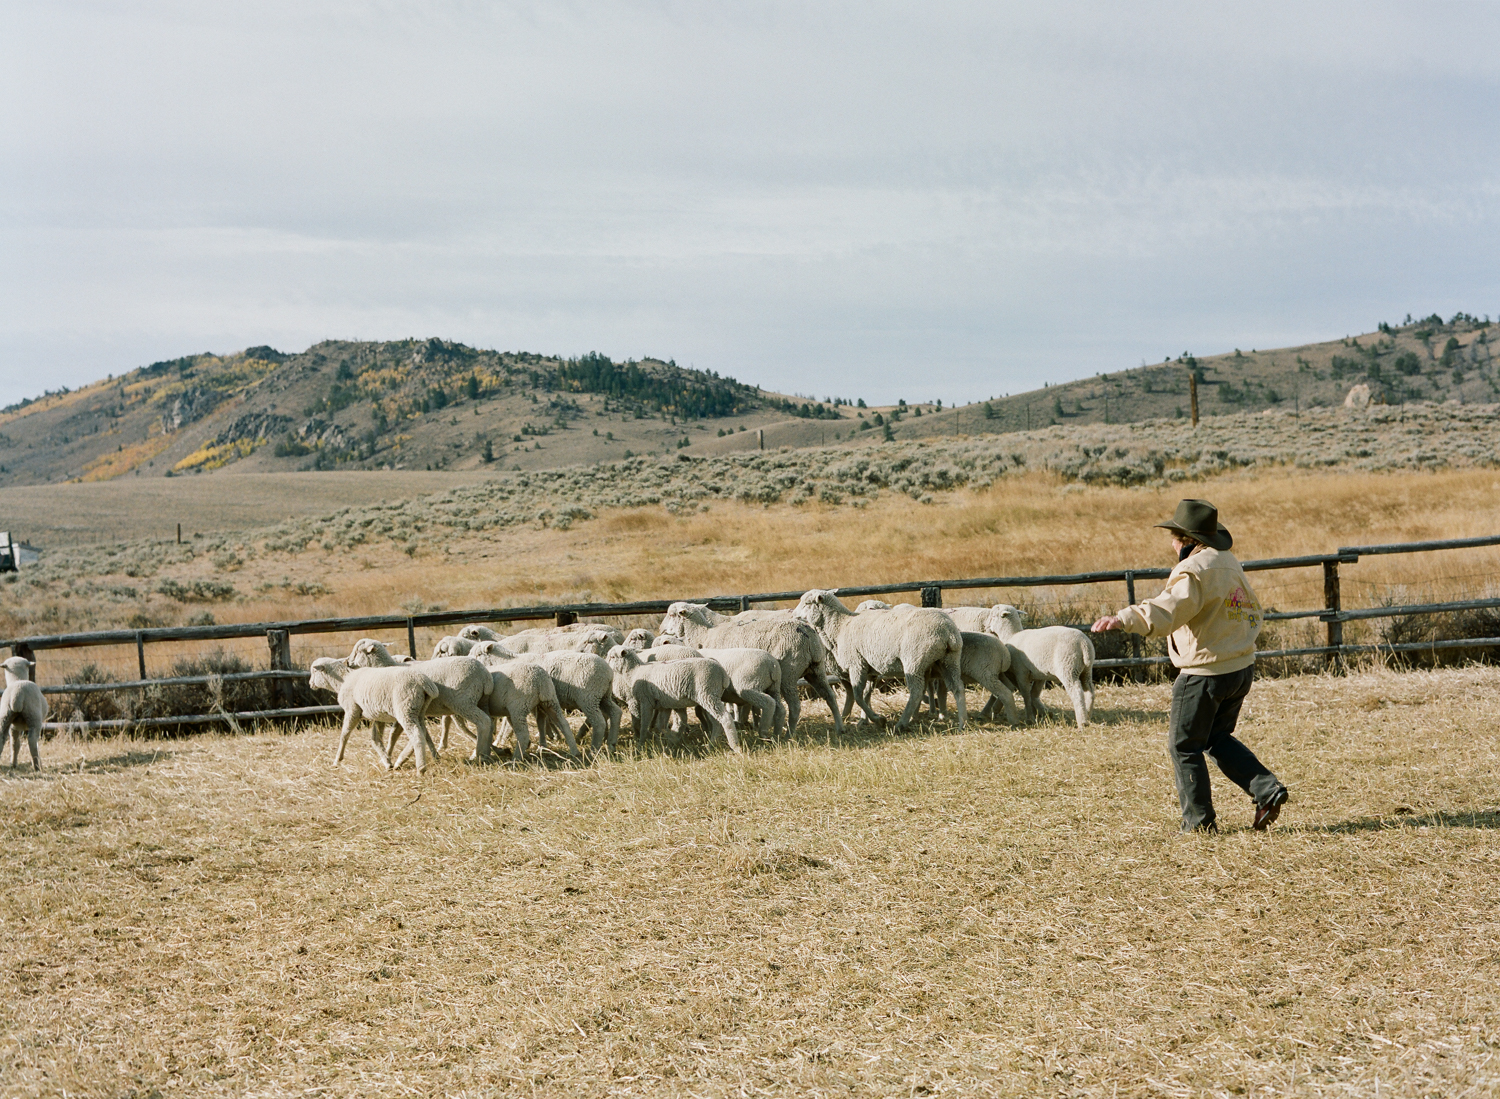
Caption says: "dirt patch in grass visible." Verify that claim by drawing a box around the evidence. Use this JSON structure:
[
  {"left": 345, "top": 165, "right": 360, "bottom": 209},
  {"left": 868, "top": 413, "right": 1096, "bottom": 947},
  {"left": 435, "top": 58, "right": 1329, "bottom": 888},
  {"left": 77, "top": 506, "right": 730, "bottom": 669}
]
[{"left": 3, "top": 665, "right": 1499, "bottom": 1096}]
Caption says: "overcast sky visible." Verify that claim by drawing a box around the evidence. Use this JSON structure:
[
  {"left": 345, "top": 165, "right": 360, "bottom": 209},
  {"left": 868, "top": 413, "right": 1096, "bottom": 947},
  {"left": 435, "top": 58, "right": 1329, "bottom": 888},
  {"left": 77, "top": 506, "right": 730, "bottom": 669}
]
[{"left": 3, "top": 1, "right": 1498, "bottom": 407}]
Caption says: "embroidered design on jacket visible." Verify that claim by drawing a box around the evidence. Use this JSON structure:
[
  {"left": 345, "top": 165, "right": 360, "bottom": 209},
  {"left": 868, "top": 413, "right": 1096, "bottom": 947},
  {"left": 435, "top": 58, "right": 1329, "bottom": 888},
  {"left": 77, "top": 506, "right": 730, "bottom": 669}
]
[{"left": 1224, "top": 585, "right": 1259, "bottom": 624}]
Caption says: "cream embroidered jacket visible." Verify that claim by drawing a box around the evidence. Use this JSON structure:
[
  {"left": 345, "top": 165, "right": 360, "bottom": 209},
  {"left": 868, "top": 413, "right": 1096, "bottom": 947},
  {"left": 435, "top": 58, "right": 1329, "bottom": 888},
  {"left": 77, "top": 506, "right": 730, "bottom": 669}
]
[{"left": 1116, "top": 547, "right": 1262, "bottom": 675}]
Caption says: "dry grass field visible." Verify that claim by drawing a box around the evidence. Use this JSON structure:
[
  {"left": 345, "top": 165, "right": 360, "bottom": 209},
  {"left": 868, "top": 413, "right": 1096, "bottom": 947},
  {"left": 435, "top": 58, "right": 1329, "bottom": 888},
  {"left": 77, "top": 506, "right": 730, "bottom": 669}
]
[
  {"left": 4, "top": 663, "right": 1499, "bottom": 1097},
  {"left": 8, "top": 462, "right": 1500, "bottom": 687}
]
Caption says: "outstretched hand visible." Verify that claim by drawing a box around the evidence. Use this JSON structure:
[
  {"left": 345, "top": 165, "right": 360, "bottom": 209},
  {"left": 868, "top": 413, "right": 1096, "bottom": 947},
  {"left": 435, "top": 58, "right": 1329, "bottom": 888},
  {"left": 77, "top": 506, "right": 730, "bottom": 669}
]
[{"left": 1090, "top": 615, "right": 1122, "bottom": 633}]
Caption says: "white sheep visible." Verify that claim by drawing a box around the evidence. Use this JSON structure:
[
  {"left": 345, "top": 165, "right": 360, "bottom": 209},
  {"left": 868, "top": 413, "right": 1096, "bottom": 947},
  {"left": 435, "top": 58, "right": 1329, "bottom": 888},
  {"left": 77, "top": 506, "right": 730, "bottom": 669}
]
[
  {"left": 924, "top": 630, "right": 1021, "bottom": 725},
  {"left": 986, "top": 605, "right": 1095, "bottom": 727},
  {"left": 640, "top": 642, "right": 704, "bottom": 662},
  {"left": 1, "top": 656, "right": 47, "bottom": 771},
  {"left": 346, "top": 640, "right": 497, "bottom": 761},
  {"left": 604, "top": 645, "right": 741, "bottom": 753},
  {"left": 462, "top": 642, "right": 579, "bottom": 761},
  {"left": 309, "top": 657, "right": 441, "bottom": 772},
  {"left": 430, "top": 635, "right": 477, "bottom": 658},
  {"left": 470, "top": 642, "right": 621, "bottom": 754},
  {"left": 704, "top": 646, "right": 786, "bottom": 738},
  {"left": 657, "top": 602, "right": 842, "bottom": 736},
  {"left": 792, "top": 589, "right": 965, "bottom": 731},
  {"left": 623, "top": 628, "right": 656, "bottom": 650}
]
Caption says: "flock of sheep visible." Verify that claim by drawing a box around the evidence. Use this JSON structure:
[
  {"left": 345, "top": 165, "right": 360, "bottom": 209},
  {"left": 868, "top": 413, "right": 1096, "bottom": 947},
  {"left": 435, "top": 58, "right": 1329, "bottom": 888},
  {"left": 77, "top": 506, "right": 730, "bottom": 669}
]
[{"left": 307, "top": 591, "right": 1099, "bottom": 771}]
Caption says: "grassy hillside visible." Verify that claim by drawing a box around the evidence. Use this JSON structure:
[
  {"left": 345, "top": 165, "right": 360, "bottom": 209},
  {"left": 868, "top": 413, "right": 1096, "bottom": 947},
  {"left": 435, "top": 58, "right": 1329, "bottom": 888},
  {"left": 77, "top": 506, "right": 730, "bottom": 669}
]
[
  {"left": 5, "top": 312, "right": 1497, "bottom": 486},
  {"left": 0, "top": 341, "right": 854, "bottom": 487}
]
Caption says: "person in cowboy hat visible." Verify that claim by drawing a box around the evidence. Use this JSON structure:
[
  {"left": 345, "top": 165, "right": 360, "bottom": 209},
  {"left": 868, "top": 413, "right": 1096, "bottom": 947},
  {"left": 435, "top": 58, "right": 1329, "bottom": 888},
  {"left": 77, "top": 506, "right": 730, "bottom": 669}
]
[{"left": 1091, "top": 499, "right": 1289, "bottom": 833}]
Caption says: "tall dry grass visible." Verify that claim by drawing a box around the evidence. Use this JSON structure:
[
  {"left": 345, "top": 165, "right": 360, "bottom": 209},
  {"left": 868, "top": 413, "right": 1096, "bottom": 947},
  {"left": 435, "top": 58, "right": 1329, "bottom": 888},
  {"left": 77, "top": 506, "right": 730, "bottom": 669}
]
[{"left": 3, "top": 664, "right": 1499, "bottom": 1096}]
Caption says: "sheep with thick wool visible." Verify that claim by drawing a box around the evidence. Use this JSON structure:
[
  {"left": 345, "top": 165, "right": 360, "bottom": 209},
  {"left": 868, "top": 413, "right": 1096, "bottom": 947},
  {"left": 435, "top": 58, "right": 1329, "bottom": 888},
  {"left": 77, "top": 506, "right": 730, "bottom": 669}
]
[
  {"left": 657, "top": 602, "right": 842, "bottom": 737},
  {"left": 792, "top": 589, "right": 966, "bottom": 731},
  {"left": 604, "top": 645, "right": 741, "bottom": 752},
  {"left": 985, "top": 604, "right": 1095, "bottom": 727},
  {"left": 623, "top": 628, "right": 656, "bottom": 650},
  {"left": 469, "top": 641, "right": 621, "bottom": 754},
  {"left": 309, "top": 657, "right": 441, "bottom": 772},
  {"left": 346, "top": 639, "right": 497, "bottom": 761},
  {"left": 445, "top": 641, "right": 575, "bottom": 761},
  {"left": 1, "top": 656, "right": 47, "bottom": 771}
]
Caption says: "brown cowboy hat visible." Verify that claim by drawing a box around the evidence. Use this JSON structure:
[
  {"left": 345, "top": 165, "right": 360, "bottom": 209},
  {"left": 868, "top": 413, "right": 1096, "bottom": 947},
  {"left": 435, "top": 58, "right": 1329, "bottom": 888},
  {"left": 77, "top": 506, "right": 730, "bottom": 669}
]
[{"left": 1154, "top": 498, "right": 1232, "bottom": 550}]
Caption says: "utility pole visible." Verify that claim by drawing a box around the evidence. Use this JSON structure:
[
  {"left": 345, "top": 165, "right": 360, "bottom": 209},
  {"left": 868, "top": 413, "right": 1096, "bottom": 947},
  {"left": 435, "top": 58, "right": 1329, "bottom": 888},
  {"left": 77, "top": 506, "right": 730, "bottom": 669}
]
[{"left": 1189, "top": 371, "right": 1199, "bottom": 426}]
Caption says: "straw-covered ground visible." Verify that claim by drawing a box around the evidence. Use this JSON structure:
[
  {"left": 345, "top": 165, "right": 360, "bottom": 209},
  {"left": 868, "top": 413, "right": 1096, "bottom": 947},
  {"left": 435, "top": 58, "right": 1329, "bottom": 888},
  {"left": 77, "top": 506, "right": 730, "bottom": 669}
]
[{"left": 4, "top": 662, "right": 1499, "bottom": 1097}]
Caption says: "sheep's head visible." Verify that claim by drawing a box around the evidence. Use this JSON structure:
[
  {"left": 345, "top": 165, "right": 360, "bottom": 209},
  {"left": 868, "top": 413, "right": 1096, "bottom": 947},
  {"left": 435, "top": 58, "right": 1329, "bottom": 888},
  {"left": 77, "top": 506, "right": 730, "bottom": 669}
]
[
  {"left": 604, "top": 645, "right": 640, "bottom": 674},
  {"left": 431, "top": 636, "right": 471, "bottom": 659},
  {"left": 346, "top": 638, "right": 391, "bottom": 668},
  {"left": 623, "top": 628, "right": 654, "bottom": 650},
  {"left": 470, "top": 640, "right": 517, "bottom": 660},
  {"left": 308, "top": 657, "right": 348, "bottom": 693},
  {"left": 987, "top": 604, "right": 1025, "bottom": 637},
  {"left": 577, "top": 628, "right": 615, "bottom": 655},
  {"left": 457, "top": 624, "right": 487, "bottom": 642},
  {"left": 0, "top": 655, "right": 33, "bottom": 684},
  {"left": 855, "top": 600, "right": 892, "bottom": 612}
]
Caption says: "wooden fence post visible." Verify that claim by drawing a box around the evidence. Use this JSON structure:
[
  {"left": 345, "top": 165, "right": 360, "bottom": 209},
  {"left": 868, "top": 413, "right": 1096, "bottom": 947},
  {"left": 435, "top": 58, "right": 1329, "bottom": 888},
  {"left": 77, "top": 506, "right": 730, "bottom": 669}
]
[
  {"left": 1323, "top": 560, "right": 1343, "bottom": 670},
  {"left": 136, "top": 631, "right": 146, "bottom": 679},
  {"left": 406, "top": 618, "right": 417, "bottom": 659},
  {"left": 921, "top": 585, "right": 942, "bottom": 608},
  {"left": 1124, "top": 571, "right": 1143, "bottom": 680},
  {"left": 13, "top": 641, "right": 33, "bottom": 680},
  {"left": 266, "top": 629, "right": 291, "bottom": 707},
  {"left": 739, "top": 596, "right": 752, "bottom": 613},
  {"left": 555, "top": 609, "right": 577, "bottom": 627},
  {"left": 1189, "top": 372, "right": 1199, "bottom": 427}
]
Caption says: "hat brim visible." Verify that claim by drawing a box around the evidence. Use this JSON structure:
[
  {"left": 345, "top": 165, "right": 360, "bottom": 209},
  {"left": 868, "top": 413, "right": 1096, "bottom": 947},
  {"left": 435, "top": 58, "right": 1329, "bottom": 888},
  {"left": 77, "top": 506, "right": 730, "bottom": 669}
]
[{"left": 1154, "top": 519, "right": 1232, "bottom": 551}]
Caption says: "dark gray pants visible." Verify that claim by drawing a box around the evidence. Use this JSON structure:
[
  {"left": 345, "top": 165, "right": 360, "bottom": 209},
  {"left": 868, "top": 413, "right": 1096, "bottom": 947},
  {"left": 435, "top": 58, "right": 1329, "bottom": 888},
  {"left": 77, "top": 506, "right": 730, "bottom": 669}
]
[{"left": 1169, "top": 666, "right": 1283, "bottom": 832}]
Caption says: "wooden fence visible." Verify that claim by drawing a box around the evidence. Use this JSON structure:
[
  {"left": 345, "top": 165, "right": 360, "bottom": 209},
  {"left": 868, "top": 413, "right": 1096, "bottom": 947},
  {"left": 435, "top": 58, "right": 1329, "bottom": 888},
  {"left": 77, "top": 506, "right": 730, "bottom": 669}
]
[{"left": 8, "top": 533, "right": 1500, "bottom": 732}]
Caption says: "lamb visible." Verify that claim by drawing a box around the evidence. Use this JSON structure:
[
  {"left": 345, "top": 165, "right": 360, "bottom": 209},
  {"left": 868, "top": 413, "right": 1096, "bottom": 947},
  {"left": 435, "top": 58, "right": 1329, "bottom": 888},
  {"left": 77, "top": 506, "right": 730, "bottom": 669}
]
[
  {"left": 640, "top": 642, "right": 703, "bottom": 662},
  {"left": 986, "top": 604, "right": 1095, "bottom": 727},
  {"left": 430, "top": 635, "right": 477, "bottom": 658},
  {"left": 463, "top": 642, "right": 579, "bottom": 761},
  {"left": 309, "top": 657, "right": 441, "bottom": 772},
  {"left": 792, "top": 589, "right": 965, "bottom": 731},
  {"left": 623, "top": 628, "right": 656, "bottom": 650},
  {"left": 470, "top": 641, "right": 621, "bottom": 754},
  {"left": 604, "top": 645, "right": 741, "bottom": 752},
  {"left": 702, "top": 647, "right": 786, "bottom": 738},
  {"left": 657, "top": 602, "right": 842, "bottom": 737},
  {"left": 346, "top": 639, "right": 497, "bottom": 761},
  {"left": 925, "top": 631, "right": 1021, "bottom": 725},
  {"left": 0, "top": 656, "right": 47, "bottom": 771}
]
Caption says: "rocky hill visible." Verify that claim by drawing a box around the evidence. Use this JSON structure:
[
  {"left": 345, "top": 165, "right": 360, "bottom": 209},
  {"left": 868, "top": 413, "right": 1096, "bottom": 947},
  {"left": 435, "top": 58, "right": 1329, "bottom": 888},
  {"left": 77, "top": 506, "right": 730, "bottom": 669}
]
[
  {"left": 2, "top": 312, "right": 1496, "bottom": 485},
  {"left": 0, "top": 341, "right": 854, "bottom": 486}
]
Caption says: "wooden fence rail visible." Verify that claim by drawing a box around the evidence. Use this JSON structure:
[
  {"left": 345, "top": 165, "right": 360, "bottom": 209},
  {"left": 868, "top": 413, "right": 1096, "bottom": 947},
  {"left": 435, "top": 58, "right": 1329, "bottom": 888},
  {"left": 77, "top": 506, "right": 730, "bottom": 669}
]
[{"left": 18, "top": 532, "right": 1500, "bottom": 732}]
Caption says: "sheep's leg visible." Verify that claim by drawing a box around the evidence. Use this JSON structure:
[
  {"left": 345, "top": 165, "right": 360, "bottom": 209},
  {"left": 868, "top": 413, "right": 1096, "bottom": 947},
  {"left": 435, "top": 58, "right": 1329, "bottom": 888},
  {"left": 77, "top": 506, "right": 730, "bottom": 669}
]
[
  {"left": 848, "top": 667, "right": 883, "bottom": 727},
  {"left": 974, "top": 674, "right": 1020, "bottom": 725},
  {"left": 25, "top": 721, "right": 39, "bottom": 771},
  {"left": 894, "top": 673, "right": 927, "bottom": 731},
  {"left": 693, "top": 704, "right": 712, "bottom": 735},
  {"left": 2, "top": 715, "right": 15, "bottom": 767},
  {"left": 772, "top": 694, "right": 787, "bottom": 737},
  {"left": 701, "top": 694, "right": 741, "bottom": 753},
  {"left": 334, "top": 706, "right": 363, "bottom": 766},
  {"left": 507, "top": 704, "right": 532, "bottom": 762},
  {"left": 604, "top": 696, "right": 622, "bottom": 751},
  {"left": 781, "top": 667, "right": 803, "bottom": 735},
  {"left": 403, "top": 712, "right": 431, "bottom": 772},
  {"left": 579, "top": 700, "right": 609, "bottom": 753},
  {"left": 542, "top": 702, "right": 580, "bottom": 762},
  {"left": 450, "top": 702, "right": 493, "bottom": 763},
  {"left": 802, "top": 667, "right": 844, "bottom": 736},
  {"left": 738, "top": 687, "right": 775, "bottom": 739},
  {"left": 1081, "top": 666, "right": 1095, "bottom": 724},
  {"left": 390, "top": 720, "right": 443, "bottom": 770},
  {"left": 838, "top": 678, "right": 856, "bottom": 721},
  {"left": 370, "top": 721, "right": 394, "bottom": 769},
  {"left": 940, "top": 653, "right": 967, "bottom": 729},
  {"left": 1065, "top": 678, "right": 1089, "bottom": 728}
]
